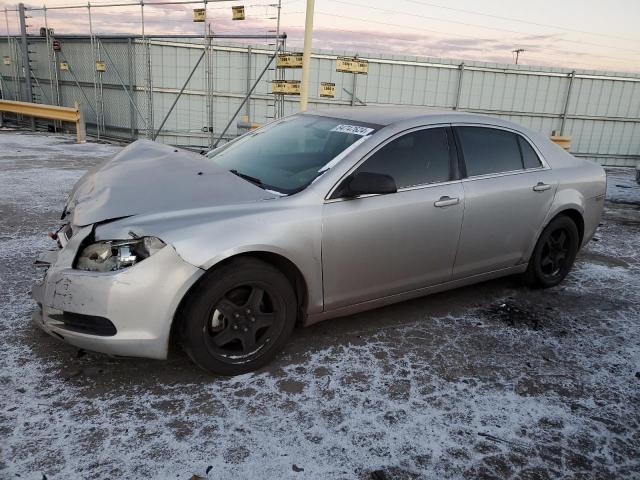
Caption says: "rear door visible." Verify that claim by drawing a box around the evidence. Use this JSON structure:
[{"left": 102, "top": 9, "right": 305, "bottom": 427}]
[
  {"left": 322, "top": 126, "right": 465, "bottom": 309},
  {"left": 452, "top": 125, "right": 557, "bottom": 279}
]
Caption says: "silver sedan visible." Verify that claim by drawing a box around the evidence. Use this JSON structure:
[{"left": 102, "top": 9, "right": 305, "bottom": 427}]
[{"left": 32, "top": 107, "right": 606, "bottom": 375}]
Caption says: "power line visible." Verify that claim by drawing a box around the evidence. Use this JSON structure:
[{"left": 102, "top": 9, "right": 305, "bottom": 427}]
[
  {"left": 310, "top": 11, "right": 638, "bottom": 69},
  {"left": 323, "top": 0, "right": 640, "bottom": 57},
  {"left": 401, "top": 0, "right": 639, "bottom": 44}
]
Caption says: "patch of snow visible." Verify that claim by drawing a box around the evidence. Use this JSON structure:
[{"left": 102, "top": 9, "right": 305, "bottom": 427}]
[
  {"left": 0, "top": 132, "right": 120, "bottom": 159},
  {"left": 0, "top": 168, "right": 85, "bottom": 214},
  {"left": 605, "top": 167, "right": 640, "bottom": 204}
]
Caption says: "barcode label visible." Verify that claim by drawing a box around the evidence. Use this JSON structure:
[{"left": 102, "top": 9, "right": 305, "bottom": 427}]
[{"left": 330, "top": 125, "right": 374, "bottom": 136}]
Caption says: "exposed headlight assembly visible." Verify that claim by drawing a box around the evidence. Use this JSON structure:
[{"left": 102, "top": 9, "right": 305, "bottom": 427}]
[{"left": 76, "top": 237, "right": 166, "bottom": 272}]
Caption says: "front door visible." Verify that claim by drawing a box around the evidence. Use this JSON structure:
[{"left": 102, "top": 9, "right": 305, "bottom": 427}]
[{"left": 322, "top": 126, "right": 465, "bottom": 310}]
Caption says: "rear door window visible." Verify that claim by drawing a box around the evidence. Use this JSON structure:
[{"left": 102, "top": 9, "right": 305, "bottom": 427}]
[
  {"left": 456, "top": 127, "right": 523, "bottom": 176},
  {"left": 354, "top": 127, "right": 451, "bottom": 189}
]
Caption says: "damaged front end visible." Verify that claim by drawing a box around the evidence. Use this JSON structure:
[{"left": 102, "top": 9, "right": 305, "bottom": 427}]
[
  {"left": 30, "top": 139, "right": 274, "bottom": 360},
  {"left": 31, "top": 220, "right": 204, "bottom": 360}
]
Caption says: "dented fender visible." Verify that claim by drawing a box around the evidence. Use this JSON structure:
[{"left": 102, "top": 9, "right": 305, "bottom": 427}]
[{"left": 32, "top": 226, "right": 204, "bottom": 359}]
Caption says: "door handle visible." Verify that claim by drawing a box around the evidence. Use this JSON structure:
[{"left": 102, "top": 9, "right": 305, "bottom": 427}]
[
  {"left": 533, "top": 182, "right": 552, "bottom": 192},
  {"left": 434, "top": 196, "right": 460, "bottom": 207}
]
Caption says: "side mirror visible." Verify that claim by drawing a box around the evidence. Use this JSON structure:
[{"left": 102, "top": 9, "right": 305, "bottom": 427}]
[{"left": 337, "top": 172, "right": 397, "bottom": 198}]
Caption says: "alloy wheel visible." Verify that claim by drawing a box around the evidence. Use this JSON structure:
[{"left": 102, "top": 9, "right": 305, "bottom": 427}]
[
  {"left": 204, "top": 284, "right": 282, "bottom": 361},
  {"left": 540, "top": 228, "right": 570, "bottom": 278}
]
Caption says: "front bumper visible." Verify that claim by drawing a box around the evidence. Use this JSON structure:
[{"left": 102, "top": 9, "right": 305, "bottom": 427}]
[{"left": 31, "top": 226, "right": 204, "bottom": 359}]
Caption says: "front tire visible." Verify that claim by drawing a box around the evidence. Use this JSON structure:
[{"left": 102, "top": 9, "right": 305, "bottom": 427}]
[
  {"left": 180, "top": 258, "right": 297, "bottom": 375},
  {"left": 524, "top": 215, "right": 580, "bottom": 289}
]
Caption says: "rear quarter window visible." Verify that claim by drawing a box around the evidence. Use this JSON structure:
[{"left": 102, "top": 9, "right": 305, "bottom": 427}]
[{"left": 518, "top": 136, "right": 543, "bottom": 169}]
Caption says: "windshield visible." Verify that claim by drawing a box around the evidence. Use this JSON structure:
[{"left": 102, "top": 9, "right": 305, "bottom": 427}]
[{"left": 207, "top": 114, "right": 381, "bottom": 194}]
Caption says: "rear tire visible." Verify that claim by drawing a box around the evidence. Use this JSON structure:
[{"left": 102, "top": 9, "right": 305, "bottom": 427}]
[
  {"left": 524, "top": 215, "right": 580, "bottom": 289},
  {"left": 180, "top": 258, "right": 297, "bottom": 375}
]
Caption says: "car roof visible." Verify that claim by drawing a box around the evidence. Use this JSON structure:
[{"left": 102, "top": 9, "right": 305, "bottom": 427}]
[
  {"left": 305, "top": 106, "right": 503, "bottom": 127},
  {"left": 303, "top": 106, "right": 572, "bottom": 169}
]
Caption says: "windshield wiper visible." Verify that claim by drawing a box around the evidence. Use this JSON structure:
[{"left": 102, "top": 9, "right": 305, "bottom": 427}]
[{"left": 229, "top": 169, "right": 264, "bottom": 188}]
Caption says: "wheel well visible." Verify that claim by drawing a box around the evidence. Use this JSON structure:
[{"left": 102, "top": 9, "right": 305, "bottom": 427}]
[
  {"left": 170, "top": 252, "right": 308, "bottom": 349},
  {"left": 231, "top": 252, "right": 308, "bottom": 315},
  {"left": 554, "top": 209, "right": 585, "bottom": 245}
]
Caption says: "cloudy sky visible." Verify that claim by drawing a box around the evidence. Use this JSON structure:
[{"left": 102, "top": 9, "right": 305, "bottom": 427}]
[{"left": 3, "top": 0, "right": 640, "bottom": 72}]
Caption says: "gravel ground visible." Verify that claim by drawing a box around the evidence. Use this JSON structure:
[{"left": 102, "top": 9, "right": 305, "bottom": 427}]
[{"left": 0, "top": 131, "right": 639, "bottom": 479}]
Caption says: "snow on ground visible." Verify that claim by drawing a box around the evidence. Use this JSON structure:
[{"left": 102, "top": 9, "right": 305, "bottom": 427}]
[
  {"left": 0, "top": 129, "right": 121, "bottom": 162},
  {"left": 605, "top": 166, "right": 640, "bottom": 205},
  {"left": 0, "top": 168, "right": 87, "bottom": 215},
  {"left": 0, "top": 132, "right": 639, "bottom": 479}
]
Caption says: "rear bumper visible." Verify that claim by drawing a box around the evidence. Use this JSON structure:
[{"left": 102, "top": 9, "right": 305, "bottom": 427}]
[{"left": 32, "top": 227, "right": 204, "bottom": 359}]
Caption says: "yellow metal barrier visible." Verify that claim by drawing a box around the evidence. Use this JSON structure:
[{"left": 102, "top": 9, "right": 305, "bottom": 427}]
[{"left": 0, "top": 99, "right": 86, "bottom": 143}]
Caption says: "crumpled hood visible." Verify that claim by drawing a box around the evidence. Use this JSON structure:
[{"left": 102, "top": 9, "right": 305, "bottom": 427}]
[{"left": 65, "top": 140, "right": 277, "bottom": 226}]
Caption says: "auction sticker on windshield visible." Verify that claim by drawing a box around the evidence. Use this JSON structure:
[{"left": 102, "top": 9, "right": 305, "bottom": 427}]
[{"left": 330, "top": 124, "right": 375, "bottom": 136}]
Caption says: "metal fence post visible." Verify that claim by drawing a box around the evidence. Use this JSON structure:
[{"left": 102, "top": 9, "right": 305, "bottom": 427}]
[
  {"left": 128, "top": 37, "right": 136, "bottom": 139},
  {"left": 45, "top": 7, "right": 62, "bottom": 131},
  {"left": 560, "top": 70, "right": 575, "bottom": 136},
  {"left": 87, "top": 3, "right": 101, "bottom": 139},
  {"left": 275, "top": 0, "right": 284, "bottom": 118},
  {"left": 18, "top": 3, "right": 35, "bottom": 129},
  {"left": 350, "top": 54, "right": 358, "bottom": 107},
  {"left": 279, "top": 35, "right": 286, "bottom": 117},
  {"left": 351, "top": 73, "right": 357, "bottom": 106},
  {"left": 54, "top": 50, "right": 62, "bottom": 106},
  {"left": 454, "top": 62, "right": 464, "bottom": 111},
  {"left": 5, "top": 8, "right": 17, "bottom": 101},
  {"left": 141, "top": 0, "right": 153, "bottom": 138},
  {"left": 245, "top": 45, "right": 251, "bottom": 119},
  {"left": 97, "top": 40, "right": 105, "bottom": 135},
  {"left": 43, "top": 7, "right": 55, "bottom": 106},
  {"left": 205, "top": 7, "right": 215, "bottom": 147}
]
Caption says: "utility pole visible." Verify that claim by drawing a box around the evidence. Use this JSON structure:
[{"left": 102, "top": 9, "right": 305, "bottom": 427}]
[
  {"left": 512, "top": 48, "right": 525, "bottom": 65},
  {"left": 299, "top": 0, "right": 315, "bottom": 111}
]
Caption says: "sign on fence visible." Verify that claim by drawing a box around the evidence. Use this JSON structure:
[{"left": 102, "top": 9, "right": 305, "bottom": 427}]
[
  {"left": 193, "top": 8, "right": 206, "bottom": 22},
  {"left": 320, "top": 82, "right": 336, "bottom": 98},
  {"left": 272, "top": 80, "right": 301, "bottom": 95},
  {"left": 336, "top": 57, "right": 368, "bottom": 75},
  {"left": 232, "top": 6, "right": 245, "bottom": 20},
  {"left": 59, "top": 61, "right": 69, "bottom": 71},
  {"left": 3, "top": 56, "right": 10, "bottom": 65},
  {"left": 277, "top": 53, "right": 303, "bottom": 68},
  {"left": 95, "top": 61, "right": 106, "bottom": 72}
]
